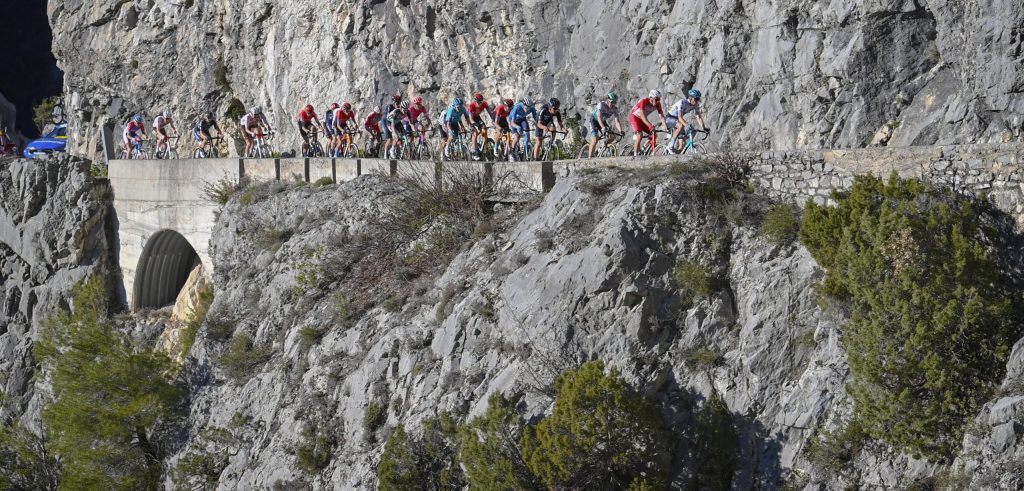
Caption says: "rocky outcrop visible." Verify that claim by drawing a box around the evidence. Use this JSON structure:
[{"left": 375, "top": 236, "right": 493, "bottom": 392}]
[
  {"left": 0, "top": 155, "right": 115, "bottom": 422},
  {"left": 49, "top": 0, "right": 1024, "bottom": 158}
]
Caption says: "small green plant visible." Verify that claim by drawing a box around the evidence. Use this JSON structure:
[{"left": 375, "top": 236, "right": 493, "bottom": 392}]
[
  {"left": 686, "top": 349, "right": 725, "bottom": 369},
  {"left": 364, "top": 402, "right": 387, "bottom": 433},
  {"left": 33, "top": 95, "right": 61, "bottom": 133},
  {"left": 333, "top": 291, "right": 351, "bottom": 319},
  {"left": 674, "top": 260, "right": 719, "bottom": 301},
  {"left": 203, "top": 177, "right": 244, "bottom": 205},
  {"left": 689, "top": 391, "right": 738, "bottom": 490},
  {"left": 224, "top": 98, "right": 245, "bottom": 121},
  {"left": 803, "top": 421, "right": 866, "bottom": 474},
  {"left": 239, "top": 190, "right": 255, "bottom": 205},
  {"left": 219, "top": 333, "right": 273, "bottom": 382},
  {"left": 292, "top": 247, "right": 324, "bottom": 296},
  {"left": 762, "top": 203, "right": 799, "bottom": 243},
  {"left": 314, "top": 177, "right": 334, "bottom": 187},
  {"left": 206, "top": 314, "right": 235, "bottom": 343},
  {"left": 89, "top": 163, "right": 108, "bottom": 178},
  {"left": 299, "top": 326, "right": 323, "bottom": 347},
  {"left": 296, "top": 427, "right": 333, "bottom": 474}
]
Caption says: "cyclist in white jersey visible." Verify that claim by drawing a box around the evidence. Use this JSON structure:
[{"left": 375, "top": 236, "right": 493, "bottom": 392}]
[
  {"left": 587, "top": 91, "right": 625, "bottom": 157},
  {"left": 241, "top": 106, "right": 272, "bottom": 157},
  {"left": 667, "top": 89, "right": 709, "bottom": 153},
  {"left": 153, "top": 111, "right": 178, "bottom": 150}
]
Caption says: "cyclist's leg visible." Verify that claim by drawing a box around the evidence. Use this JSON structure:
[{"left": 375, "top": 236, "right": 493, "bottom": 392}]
[
  {"left": 629, "top": 115, "right": 645, "bottom": 155},
  {"left": 534, "top": 128, "right": 544, "bottom": 160}
]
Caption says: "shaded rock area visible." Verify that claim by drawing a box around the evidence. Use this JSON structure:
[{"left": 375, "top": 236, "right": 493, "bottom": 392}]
[{"left": 49, "top": 0, "right": 1024, "bottom": 159}]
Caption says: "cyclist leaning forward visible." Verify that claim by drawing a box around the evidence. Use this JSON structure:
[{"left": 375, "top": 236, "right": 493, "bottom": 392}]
[
  {"left": 467, "top": 92, "right": 491, "bottom": 159},
  {"left": 443, "top": 98, "right": 471, "bottom": 157},
  {"left": 667, "top": 89, "right": 709, "bottom": 154},
  {"left": 193, "top": 112, "right": 222, "bottom": 152},
  {"left": 629, "top": 89, "right": 665, "bottom": 156},
  {"left": 407, "top": 96, "right": 431, "bottom": 139},
  {"left": 153, "top": 111, "right": 178, "bottom": 153},
  {"left": 122, "top": 115, "right": 148, "bottom": 157},
  {"left": 324, "top": 103, "right": 340, "bottom": 155},
  {"left": 241, "top": 106, "right": 271, "bottom": 157},
  {"left": 508, "top": 98, "right": 537, "bottom": 160},
  {"left": 297, "top": 104, "right": 323, "bottom": 156},
  {"left": 333, "top": 102, "right": 357, "bottom": 156},
  {"left": 385, "top": 101, "right": 410, "bottom": 158},
  {"left": 382, "top": 94, "right": 403, "bottom": 159},
  {"left": 365, "top": 106, "right": 383, "bottom": 141},
  {"left": 534, "top": 97, "right": 566, "bottom": 160},
  {"left": 588, "top": 91, "right": 625, "bottom": 157}
]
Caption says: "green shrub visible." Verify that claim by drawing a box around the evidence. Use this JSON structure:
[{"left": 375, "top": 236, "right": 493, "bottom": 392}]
[
  {"left": 333, "top": 291, "right": 351, "bottom": 319},
  {"left": 206, "top": 314, "right": 235, "bottom": 343},
  {"left": 803, "top": 420, "right": 866, "bottom": 474},
  {"left": 459, "top": 394, "right": 537, "bottom": 490},
  {"left": 0, "top": 423, "right": 59, "bottom": 490},
  {"left": 521, "top": 361, "right": 671, "bottom": 489},
  {"left": 203, "top": 177, "right": 243, "bottom": 205},
  {"left": 689, "top": 392, "right": 738, "bottom": 490},
  {"left": 800, "top": 174, "right": 1024, "bottom": 460},
  {"left": 314, "top": 177, "right": 334, "bottom": 187},
  {"left": 33, "top": 95, "right": 61, "bottom": 133},
  {"left": 34, "top": 277, "right": 182, "bottom": 489},
  {"left": 224, "top": 98, "right": 245, "bottom": 121},
  {"left": 377, "top": 426, "right": 421, "bottom": 490},
  {"left": 377, "top": 417, "right": 465, "bottom": 491},
  {"left": 674, "top": 260, "right": 719, "bottom": 301},
  {"left": 686, "top": 349, "right": 724, "bottom": 370},
  {"left": 762, "top": 203, "right": 799, "bottom": 243},
  {"left": 296, "top": 429, "right": 333, "bottom": 474},
  {"left": 219, "top": 333, "right": 273, "bottom": 382},
  {"left": 364, "top": 402, "right": 387, "bottom": 433}
]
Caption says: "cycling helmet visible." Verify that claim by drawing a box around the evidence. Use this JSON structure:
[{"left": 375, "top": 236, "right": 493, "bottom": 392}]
[
  {"left": 133, "top": 115, "right": 143, "bottom": 123},
  {"left": 688, "top": 88, "right": 702, "bottom": 100},
  {"left": 392, "top": 93, "right": 402, "bottom": 102},
  {"left": 251, "top": 106, "right": 262, "bottom": 115},
  {"left": 607, "top": 91, "right": 618, "bottom": 103},
  {"left": 522, "top": 97, "right": 534, "bottom": 106},
  {"left": 162, "top": 110, "right": 172, "bottom": 118},
  {"left": 473, "top": 92, "right": 484, "bottom": 102},
  {"left": 342, "top": 102, "right": 352, "bottom": 110},
  {"left": 548, "top": 97, "right": 560, "bottom": 108},
  {"left": 413, "top": 96, "right": 423, "bottom": 105},
  {"left": 373, "top": 106, "right": 381, "bottom": 113},
  {"left": 204, "top": 112, "right": 214, "bottom": 120},
  {"left": 504, "top": 98, "right": 514, "bottom": 106},
  {"left": 304, "top": 104, "right": 314, "bottom": 112},
  {"left": 330, "top": 103, "right": 340, "bottom": 110},
  {"left": 401, "top": 101, "right": 410, "bottom": 111},
  {"left": 649, "top": 89, "right": 662, "bottom": 99},
  {"left": 453, "top": 97, "right": 464, "bottom": 107}
]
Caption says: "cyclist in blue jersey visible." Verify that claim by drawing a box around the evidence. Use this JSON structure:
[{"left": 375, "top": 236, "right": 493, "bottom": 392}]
[
  {"left": 509, "top": 97, "right": 537, "bottom": 159},
  {"left": 443, "top": 97, "right": 471, "bottom": 157},
  {"left": 666, "top": 88, "right": 709, "bottom": 154}
]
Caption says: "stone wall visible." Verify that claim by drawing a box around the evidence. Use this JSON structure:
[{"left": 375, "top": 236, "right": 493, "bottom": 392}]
[{"left": 748, "top": 143, "right": 1024, "bottom": 226}]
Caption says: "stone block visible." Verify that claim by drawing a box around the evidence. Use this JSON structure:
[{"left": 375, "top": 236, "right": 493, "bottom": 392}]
[
  {"left": 243, "top": 158, "right": 277, "bottom": 181},
  {"left": 308, "top": 158, "right": 333, "bottom": 183},
  {"left": 279, "top": 158, "right": 306, "bottom": 182},
  {"left": 336, "top": 159, "right": 359, "bottom": 182},
  {"left": 361, "top": 159, "right": 396, "bottom": 176}
]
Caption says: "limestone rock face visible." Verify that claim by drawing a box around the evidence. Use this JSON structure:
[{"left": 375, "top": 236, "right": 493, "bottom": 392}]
[
  {"left": 0, "top": 155, "right": 115, "bottom": 422},
  {"left": 49, "top": 0, "right": 1024, "bottom": 159}
]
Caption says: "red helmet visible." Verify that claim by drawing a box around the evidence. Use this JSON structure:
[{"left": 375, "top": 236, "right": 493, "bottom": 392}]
[
  {"left": 392, "top": 93, "right": 402, "bottom": 102},
  {"left": 504, "top": 98, "right": 514, "bottom": 106},
  {"left": 473, "top": 92, "right": 484, "bottom": 102},
  {"left": 304, "top": 104, "right": 314, "bottom": 112},
  {"left": 342, "top": 102, "right": 351, "bottom": 110},
  {"left": 330, "top": 103, "right": 339, "bottom": 110},
  {"left": 413, "top": 96, "right": 423, "bottom": 105}
]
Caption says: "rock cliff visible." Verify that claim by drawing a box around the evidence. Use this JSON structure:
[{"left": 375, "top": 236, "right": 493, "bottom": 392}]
[{"left": 50, "top": 0, "right": 1024, "bottom": 158}]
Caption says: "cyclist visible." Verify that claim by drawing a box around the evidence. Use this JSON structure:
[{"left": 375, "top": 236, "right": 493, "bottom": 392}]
[
  {"left": 667, "top": 89, "right": 709, "bottom": 154},
  {"left": 241, "top": 106, "right": 271, "bottom": 157},
  {"left": 324, "top": 103, "right": 339, "bottom": 155},
  {"left": 153, "top": 110, "right": 178, "bottom": 154},
  {"left": 588, "top": 91, "right": 624, "bottom": 157},
  {"left": 494, "top": 98, "right": 513, "bottom": 134},
  {"left": 193, "top": 112, "right": 222, "bottom": 153},
  {"left": 442, "top": 97, "right": 471, "bottom": 158},
  {"left": 630, "top": 89, "right": 665, "bottom": 156},
  {"left": 385, "top": 101, "right": 410, "bottom": 158},
  {"left": 508, "top": 97, "right": 538, "bottom": 160},
  {"left": 381, "top": 94, "right": 403, "bottom": 160},
  {"left": 122, "top": 115, "right": 148, "bottom": 157},
  {"left": 333, "top": 102, "right": 357, "bottom": 156},
  {"left": 534, "top": 97, "right": 566, "bottom": 160},
  {"left": 408, "top": 96, "right": 431, "bottom": 137},
  {"left": 297, "top": 104, "right": 323, "bottom": 156},
  {"left": 364, "top": 106, "right": 383, "bottom": 141},
  {"left": 467, "top": 92, "right": 491, "bottom": 159}
]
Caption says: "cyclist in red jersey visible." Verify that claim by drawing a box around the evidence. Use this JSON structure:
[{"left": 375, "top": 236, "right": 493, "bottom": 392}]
[
  {"left": 332, "top": 102, "right": 357, "bottom": 156},
  {"left": 364, "top": 107, "right": 383, "bottom": 138},
  {"left": 630, "top": 89, "right": 665, "bottom": 156},
  {"left": 494, "top": 98, "right": 513, "bottom": 134},
  {"left": 297, "top": 104, "right": 323, "bottom": 156},
  {"left": 408, "top": 96, "right": 431, "bottom": 136},
  {"left": 467, "top": 92, "right": 492, "bottom": 158}
]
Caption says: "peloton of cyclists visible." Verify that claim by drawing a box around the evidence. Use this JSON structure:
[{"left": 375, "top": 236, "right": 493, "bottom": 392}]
[
  {"left": 241, "top": 106, "right": 272, "bottom": 157},
  {"left": 123, "top": 115, "right": 148, "bottom": 157},
  {"left": 587, "top": 91, "right": 625, "bottom": 157}
]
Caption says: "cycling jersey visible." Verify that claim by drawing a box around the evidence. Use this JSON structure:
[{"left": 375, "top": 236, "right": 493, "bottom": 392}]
[
  {"left": 444, "top": 105, "right": 469, "bottom": 124},
  {"left": 538, "top": 105, "right": 562, "bottom": 127},
  {"left": 124, "top": 121, "right": 145, "bottom": 136},
  {"left": 364, "top": 112, "right": 382, "bottom": 128},
  {"left": 324, "top": 109, "right": 336, "bottom": 132},
  {"left": 196, "top": 119, "right": 218, "bottom": 133},
  {"left": 241, "top": 114, "right": 267, "bottom": 131},
  {"left": 468, "top": 100, "right": 489, "bottom": 117},
  {"left": 297, "top": 108, "right": 317, "bottom": 123},
  {"left": 409, "top": 103, "right": 429, "bottom": 124},
  {"left": 508, "top": 103, "right": 536, "bottom": 123},
  {"left": 386, "top": 109, "right": 407, "bottom": 129},
  {"left": 592, "top": 101, "right": 619, "bottom": 121},
  {"left": 668, "top": 99, "right": 702, "bottom": 118},
  {"left": 631, "top": 98, "right": 664, "bottom": 119},
  {"left": 335, "top": 109, "right": 355, "bottom": 125},
  {"left": 154, "top": 115, "right": 173, "bottom": 131}
]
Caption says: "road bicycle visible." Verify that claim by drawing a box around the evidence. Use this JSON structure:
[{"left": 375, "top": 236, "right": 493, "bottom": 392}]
[
  {"left": 250, "top": 130, "right": 275, "bottom": 158},
  {"left": 667, "top": 128, "right": 710, "bottom": 155},
  {"left": 121, "top": 139, "right": 148, "bottom": 159},
  {"left": 473, "top": 125, "right": 497, "bottom": 161},
  {"left": 194, "top": 136, "right": 222, "bottom": 158},
  {"left": 335, "top": 129, "right": 358, "bottom": 158},
  {"left": 362, "top": 131, "right": 384, "bottom": 158},
  {"left": 412, "top": 127, "right": 434, "bottom": 160},
  {"left": 155, "top": 135, "right": 179, "bottom": 159},
  {"left": 442, "top": 130, "right": 470, "bottom": 161},
  {"left": 538, "top": 130, "right": 570, "bottom": 161},
  {"left": 623, "top": 128, "right": 670, "bottom": 157},
  {"left": 579, "top": 129, "right": 624, "bottom": 158},
  {"left": 491, "top": 126, "right": 515, "bottom": 161},
  {"left": 510, "top": 126, "right": 534, "bottom": 162},
  {"left": 303, "top": 128, "right": 325, "bottom": 157}
]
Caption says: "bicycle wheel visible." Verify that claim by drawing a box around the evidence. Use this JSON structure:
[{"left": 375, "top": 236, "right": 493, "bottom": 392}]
[
  {"left": 550, "top": 141, "right": 566, "bottom": 160},
  {"left": 417, "top": 142, "right": 433, "bottom": 160},
  {"left": 193, "top": 148, "right": 204, "bottom": 159}
]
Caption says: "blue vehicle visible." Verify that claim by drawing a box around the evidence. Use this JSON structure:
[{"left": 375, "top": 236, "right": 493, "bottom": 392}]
[{"left": 22, "top": 124, "right": 68, "bottom": 158}]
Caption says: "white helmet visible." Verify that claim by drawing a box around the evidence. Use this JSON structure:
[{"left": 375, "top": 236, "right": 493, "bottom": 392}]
[
  {"left": 251, "top": 106, "right": 261, "bottom": 115},
  {"left": 162, "top": 110, "right": 172, "bottom": 118},
  {"left": 649, "top": 89, "right": 661, "bottom": 99}
]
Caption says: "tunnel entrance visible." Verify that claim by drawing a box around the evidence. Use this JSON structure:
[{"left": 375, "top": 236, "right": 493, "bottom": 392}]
[{"left": 133, "top": 230, "right": 201, "bottom": 310}]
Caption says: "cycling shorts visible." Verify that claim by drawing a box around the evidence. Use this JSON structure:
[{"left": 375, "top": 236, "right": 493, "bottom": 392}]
[
  {"left": 629, "top": 114, "right": 652, "bottom": 134},
  {"left": 589, "top": 117, "right": 605, "bottom": 137},
  {"left": 666, "top": 115, "right": 681, "bottom": 131},
  {"left": 471, "top": 115, "right": 486, "bottom": 129},
  {"left": 447, "top": 120, "right": 461, "bottom": 136},
  {"left": 297, "top": 120, "right": 314, "bottom": 137},
  {"left": 496, "top": 118, "right": 510, "bottom": 131}
]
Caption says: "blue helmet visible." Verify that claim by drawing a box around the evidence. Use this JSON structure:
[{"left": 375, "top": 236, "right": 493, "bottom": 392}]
[
  {"left": 453, "top": 97, "right": 464, "bottom": 107},
  {"left": 688, "top": 88, "right": 702, "bottom": 100},
  {"left": 133, "top": 115, "right": 144, "bottom": 123}
]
